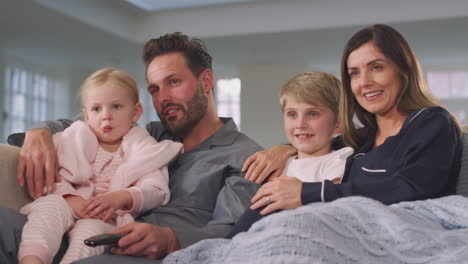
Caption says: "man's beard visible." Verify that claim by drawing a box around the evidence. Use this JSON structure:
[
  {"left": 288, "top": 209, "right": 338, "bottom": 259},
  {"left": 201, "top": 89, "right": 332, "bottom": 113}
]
[{"left": 157, "top": 83, "right": 208, "bottom": 138}]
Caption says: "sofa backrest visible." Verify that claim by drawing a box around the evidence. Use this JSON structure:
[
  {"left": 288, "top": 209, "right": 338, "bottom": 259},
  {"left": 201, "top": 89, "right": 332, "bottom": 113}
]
[{"left": 456, "top": 130, "right": 468, "bottom": 197}]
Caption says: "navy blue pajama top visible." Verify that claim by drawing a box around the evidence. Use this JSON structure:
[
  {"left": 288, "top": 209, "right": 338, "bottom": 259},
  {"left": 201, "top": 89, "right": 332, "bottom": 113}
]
[{"left": 301, "top": 106, "right": 462, "bottom": 205}]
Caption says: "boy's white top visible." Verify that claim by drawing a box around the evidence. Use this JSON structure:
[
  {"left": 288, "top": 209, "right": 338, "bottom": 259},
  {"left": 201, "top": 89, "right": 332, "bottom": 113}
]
[{"left": 282, "top": 147, "right": 354, "bottom": 183}]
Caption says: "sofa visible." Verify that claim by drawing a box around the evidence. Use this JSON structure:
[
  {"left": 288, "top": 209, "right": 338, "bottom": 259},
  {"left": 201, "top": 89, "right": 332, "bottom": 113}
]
[
  {"left": 1, "top": 126, "right": 468, "bottom": 210},
  {"left": 0, "top": 144, "right": 32, "bottom": 210},
  {"left": 1, "top": 127, "right": 467, "bottom": 264}
]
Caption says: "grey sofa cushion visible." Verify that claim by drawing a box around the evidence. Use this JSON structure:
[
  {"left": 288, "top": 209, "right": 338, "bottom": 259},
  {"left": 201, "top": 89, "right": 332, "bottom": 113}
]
[{"left": 456, "top": 132, "right": 468, "bottom": 197}]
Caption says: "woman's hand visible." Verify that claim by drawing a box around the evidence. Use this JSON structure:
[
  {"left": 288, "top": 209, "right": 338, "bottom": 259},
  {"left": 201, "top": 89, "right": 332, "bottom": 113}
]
[
  {"left": 110, "top": 222, "right": 180, "bottom": 259},
  {"left": 81, "top": 190, "right": 133, "bottom": 222},
  {"left": 243, "top": 145, "right": 296, "bottom": 184},
  {"left": 250, "top": 176, "right": 303, "bottom": 215}
]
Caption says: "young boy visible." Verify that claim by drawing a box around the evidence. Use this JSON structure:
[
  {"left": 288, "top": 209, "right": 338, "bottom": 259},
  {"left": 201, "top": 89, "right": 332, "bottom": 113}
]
[{"left": 228, "top": 71, "right": 353, "bottom": 237}]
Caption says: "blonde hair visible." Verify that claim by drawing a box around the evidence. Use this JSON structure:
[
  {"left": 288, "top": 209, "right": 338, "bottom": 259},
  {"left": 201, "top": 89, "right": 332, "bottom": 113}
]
[
  {"left": 280, "top": 71, "right": 341, "bottom": 119},
  {"left": 80, "top": 68, "right": 139, "bottom": 106},
  {"left": 340, "top": 24, "right": 462, "bottom": 149}
]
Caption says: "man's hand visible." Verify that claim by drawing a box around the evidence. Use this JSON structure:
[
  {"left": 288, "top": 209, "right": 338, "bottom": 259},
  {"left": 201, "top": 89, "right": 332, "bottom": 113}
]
[
  {"left": 243, "top": 145, "right": 296, "bottom": 184},
  {"left": 17, "top": 128, "right": 59, "bottom": 198},
  {"left": 250, "top": 176, "right": 303, "bottom": 215},
  {"left": 109, "top": 222, "right": 181, "bottom": 259},
  {"left": 81, "top": 190, "right": 133, "bottom": 223}
]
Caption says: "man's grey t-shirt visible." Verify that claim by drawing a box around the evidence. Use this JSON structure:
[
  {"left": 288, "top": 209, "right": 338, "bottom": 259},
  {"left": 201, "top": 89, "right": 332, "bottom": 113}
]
[{"left": 140, "top": 118, "right": 262, "bottom": 247}]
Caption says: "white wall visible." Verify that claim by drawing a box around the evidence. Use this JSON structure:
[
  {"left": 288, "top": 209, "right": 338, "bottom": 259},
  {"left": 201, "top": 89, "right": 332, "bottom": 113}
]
[
  {"left": 136, "top": 0, "right": 468, "bottom": 40},
  {"left": 0, "top": 1, "right": 145, "bottom": 143},
  {"left": 3, "top": 0, "right": 468, "bottom": 146},
  {"left": 208, "top": 18, "right": 468, "bottom": 146},
  {"left": 240, "top": 62, "right": 308, "bottom": 149},
  {"left": 34, "top": 0, "right": 140, "bottom": 42}
]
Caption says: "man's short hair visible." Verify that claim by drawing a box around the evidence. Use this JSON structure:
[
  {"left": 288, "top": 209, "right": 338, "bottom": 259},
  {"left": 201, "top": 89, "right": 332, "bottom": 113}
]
[{"left": 142, "top": 32, "right": 212, "bottom": 77}]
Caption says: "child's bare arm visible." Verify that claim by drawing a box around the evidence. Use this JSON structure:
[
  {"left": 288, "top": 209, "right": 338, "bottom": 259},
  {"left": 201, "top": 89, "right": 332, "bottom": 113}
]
[{"left": 81, "top": 190, "right": 133, "bottom": 222}]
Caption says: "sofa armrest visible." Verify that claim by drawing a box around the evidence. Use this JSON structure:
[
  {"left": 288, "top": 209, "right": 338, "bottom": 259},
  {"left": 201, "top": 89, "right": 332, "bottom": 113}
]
[{"left": 0, "top": 144, "right": 32, "bottom": 210}]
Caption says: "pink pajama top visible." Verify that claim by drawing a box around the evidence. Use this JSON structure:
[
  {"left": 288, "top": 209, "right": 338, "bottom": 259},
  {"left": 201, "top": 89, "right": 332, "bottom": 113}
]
[{"left": 51, "top": 121, "right": 183, "bottom": 216}]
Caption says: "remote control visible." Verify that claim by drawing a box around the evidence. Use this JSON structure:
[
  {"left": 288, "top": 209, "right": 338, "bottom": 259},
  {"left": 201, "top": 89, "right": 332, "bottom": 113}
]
[{"left": 84, "top": 233, "right": 126, "bottom": 247}]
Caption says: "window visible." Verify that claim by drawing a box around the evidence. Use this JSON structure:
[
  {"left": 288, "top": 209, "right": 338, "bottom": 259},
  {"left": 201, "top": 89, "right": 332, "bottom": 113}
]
[
  {"left": 137, "top": 87, "right": 157, "bottom": 126},
  {"left": 216, "top": 78, "right": 241, "bottom": 129},
  {"left": 3, "top": 67, "right": 54, "bottom": 141},
  {"left": 427, "top": 71, "right": 468, "bottom": 124},
  {"left": 427, "top": 71, "right": 468, "bottom": 99}
]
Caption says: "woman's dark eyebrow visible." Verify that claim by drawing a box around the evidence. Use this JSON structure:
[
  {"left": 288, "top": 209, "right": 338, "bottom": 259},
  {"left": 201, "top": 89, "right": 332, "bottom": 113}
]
[
  {"left": 366, "top": 58, "right": 386, "bottom": 66},
  {"left": 348, "top": 58, "right": 386, "bottom": 71}
]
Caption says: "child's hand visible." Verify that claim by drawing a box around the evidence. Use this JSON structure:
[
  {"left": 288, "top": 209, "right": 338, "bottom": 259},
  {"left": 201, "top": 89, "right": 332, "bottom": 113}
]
[
  {"left": 65, "top": 195, "right": 92, "bottom": 219},
  {"left": 81, "top": 190, "right": 133, "bottom": 222}
]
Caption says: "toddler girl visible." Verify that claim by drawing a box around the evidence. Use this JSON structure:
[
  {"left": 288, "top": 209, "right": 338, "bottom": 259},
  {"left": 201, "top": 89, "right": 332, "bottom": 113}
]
[{"left": 19, "top": 68, "right": 182, "bottom": 264}]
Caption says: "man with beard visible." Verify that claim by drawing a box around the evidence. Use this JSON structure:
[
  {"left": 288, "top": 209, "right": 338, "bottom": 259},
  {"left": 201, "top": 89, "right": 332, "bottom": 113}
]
[{"left": 0, "top": 33, "right": 262, "bottom": 263}]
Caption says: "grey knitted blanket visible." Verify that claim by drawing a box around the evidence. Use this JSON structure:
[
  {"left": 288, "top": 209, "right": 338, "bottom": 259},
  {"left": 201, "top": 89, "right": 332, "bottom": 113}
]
[{"left": 163, "top": 195, "right": 468, "bottom": 264}]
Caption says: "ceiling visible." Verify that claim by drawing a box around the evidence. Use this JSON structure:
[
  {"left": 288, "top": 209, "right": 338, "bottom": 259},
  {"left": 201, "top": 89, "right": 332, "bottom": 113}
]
[
  {"left": 124, "top": 0, "right": 260, "bottom": 11},
  {"left": 25, "top": 0, "right": 468, "bottom": 42},
  {"left": 2, "top": 0, "right": 468, "bottom": 73}
]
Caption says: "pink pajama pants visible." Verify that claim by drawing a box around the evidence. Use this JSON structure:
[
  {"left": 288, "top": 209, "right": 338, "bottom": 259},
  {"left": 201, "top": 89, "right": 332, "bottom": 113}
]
[{"left": 18, "top": 194, "right": 132, "bottom": 264}]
